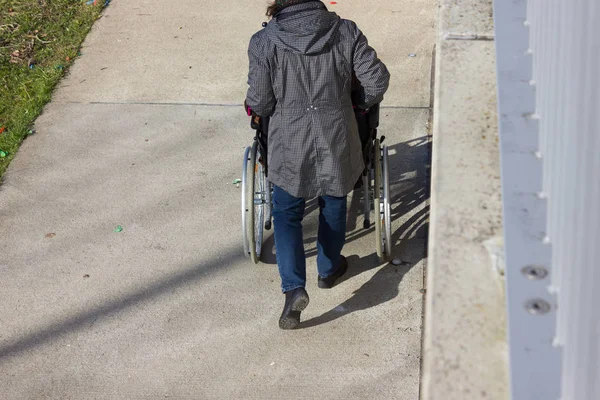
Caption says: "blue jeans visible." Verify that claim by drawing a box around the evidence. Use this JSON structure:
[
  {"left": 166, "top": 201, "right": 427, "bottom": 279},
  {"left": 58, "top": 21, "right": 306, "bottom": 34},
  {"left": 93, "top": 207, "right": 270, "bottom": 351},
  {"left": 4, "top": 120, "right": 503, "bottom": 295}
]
[{"left": 272, "top": 185, "right": 347, "bottom": 293}]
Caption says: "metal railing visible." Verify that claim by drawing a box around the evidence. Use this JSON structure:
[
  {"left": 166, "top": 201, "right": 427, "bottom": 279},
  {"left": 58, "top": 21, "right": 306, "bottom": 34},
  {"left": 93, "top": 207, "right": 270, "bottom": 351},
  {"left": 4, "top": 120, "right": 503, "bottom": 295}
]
[{"left": 494, "top": 0, "right": 599, "bottom": 399}]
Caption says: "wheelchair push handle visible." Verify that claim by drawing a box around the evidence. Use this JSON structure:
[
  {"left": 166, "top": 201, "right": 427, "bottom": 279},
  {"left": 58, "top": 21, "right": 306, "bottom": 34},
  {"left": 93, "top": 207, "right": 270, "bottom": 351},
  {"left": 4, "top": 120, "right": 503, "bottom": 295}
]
[{"left": 244, "top": 102, "right": 270, "bottom": 133}]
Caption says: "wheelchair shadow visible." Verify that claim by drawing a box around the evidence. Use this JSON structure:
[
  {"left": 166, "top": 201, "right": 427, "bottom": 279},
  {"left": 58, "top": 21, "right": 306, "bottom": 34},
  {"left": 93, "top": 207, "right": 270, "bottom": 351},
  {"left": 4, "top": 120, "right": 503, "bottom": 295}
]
[{"left": 299, "top": 135, "right": 431, "bottom": 328}]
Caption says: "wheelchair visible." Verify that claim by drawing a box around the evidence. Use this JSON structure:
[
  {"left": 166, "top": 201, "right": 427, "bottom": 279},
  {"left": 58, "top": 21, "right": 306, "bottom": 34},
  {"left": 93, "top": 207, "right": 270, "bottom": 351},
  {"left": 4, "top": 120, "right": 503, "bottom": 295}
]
[
  {"left": 241, "top": 112, "right": 272, "bottom": 264},
  {"left": 355, "top": 104, "right": 393, "bottom": 261},
  {"left": 241, "top": 105, "right": 392, "bottom": 264}
]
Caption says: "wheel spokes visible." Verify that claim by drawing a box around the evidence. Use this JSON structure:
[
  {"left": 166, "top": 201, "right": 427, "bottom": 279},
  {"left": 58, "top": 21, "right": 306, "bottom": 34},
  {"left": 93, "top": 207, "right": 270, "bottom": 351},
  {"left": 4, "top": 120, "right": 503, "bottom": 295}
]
[{"left": 254, "top": 152, "right": 265, "bottom": 258}]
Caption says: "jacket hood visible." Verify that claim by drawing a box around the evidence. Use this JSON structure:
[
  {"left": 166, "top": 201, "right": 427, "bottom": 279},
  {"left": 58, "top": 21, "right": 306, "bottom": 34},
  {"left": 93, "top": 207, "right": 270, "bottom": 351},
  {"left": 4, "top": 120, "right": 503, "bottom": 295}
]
[{"left": 265, "top": 2, "right": 341, "bottom": 55}]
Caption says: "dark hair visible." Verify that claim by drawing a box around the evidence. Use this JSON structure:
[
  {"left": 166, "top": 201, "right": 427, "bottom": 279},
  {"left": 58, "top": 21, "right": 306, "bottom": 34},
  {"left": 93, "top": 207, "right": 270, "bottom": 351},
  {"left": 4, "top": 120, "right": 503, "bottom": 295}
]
[
  {"left": 266, "top": 0, "right": 321, "bottom": 17},
  {"left": 266, "top": 2, "right": 283, "bottom": 17}
]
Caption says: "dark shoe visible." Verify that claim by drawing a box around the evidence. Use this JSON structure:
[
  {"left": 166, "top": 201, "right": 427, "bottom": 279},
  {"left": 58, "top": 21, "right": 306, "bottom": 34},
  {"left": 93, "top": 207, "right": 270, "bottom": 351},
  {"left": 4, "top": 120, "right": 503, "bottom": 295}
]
[
  {"left": 318, "top": 256, "right": 349, "bottom": 289},
  {"left": 279, "top": 288, "right": 310, "bottom": 330}
]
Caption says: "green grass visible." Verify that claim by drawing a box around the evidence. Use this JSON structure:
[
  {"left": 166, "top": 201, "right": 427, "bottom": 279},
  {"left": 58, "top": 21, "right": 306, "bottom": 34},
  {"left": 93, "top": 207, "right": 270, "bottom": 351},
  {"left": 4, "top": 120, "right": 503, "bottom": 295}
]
[{"left": 0, "top": 0, "right": 105, "bottom": 179}]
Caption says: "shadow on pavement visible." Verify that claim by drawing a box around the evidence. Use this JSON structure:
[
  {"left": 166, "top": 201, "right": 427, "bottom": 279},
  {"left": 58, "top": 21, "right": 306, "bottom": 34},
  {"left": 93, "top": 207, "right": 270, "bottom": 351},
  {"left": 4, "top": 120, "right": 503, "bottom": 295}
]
[
  {"left": 0, "top": 248, "right": 242, "bottom": 361},
  {"left": 299, "top": 224, "right": 428, "bottom": 329}
]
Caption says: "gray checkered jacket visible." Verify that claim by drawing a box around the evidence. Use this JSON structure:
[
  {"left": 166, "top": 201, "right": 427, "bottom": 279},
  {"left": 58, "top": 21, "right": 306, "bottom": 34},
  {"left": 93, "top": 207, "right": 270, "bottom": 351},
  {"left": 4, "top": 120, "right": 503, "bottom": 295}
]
[{"left": 246, "top": 1, "right": 390, "bottom": 198}]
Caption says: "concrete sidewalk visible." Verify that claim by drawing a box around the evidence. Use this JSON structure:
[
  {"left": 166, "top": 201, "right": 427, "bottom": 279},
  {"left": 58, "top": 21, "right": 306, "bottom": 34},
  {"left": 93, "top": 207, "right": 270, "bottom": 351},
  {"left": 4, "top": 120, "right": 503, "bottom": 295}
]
[{"left": 0, "top": 1, "right": 435, "bottom": 398}]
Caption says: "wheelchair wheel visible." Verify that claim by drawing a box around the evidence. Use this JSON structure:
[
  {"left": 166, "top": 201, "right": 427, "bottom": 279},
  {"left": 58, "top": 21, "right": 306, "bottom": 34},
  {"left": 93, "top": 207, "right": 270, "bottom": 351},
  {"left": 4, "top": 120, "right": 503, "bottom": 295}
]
[
  {"left": 373, "top": 139, "right": 384, "bottom": 261},
  {"left": 382, "top": 145, "right": 392, "bottom": 258},
  {"left": 373, "top": 140, "right": 393, "bottom": 262},
  {"left": 244, "top": 141, "right": 267, "bottom": 264}
]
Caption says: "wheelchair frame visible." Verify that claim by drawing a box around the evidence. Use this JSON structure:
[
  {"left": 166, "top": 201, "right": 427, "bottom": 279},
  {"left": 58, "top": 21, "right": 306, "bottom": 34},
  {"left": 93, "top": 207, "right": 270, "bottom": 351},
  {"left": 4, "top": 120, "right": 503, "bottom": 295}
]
[{"left": 241, "top": 106, "right": 392, "bottom": 264}]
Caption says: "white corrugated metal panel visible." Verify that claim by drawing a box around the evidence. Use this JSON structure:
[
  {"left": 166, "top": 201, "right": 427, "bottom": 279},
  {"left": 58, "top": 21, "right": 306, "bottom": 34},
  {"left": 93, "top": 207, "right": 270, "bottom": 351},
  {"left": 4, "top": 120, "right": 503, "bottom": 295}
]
[{"left": 496, "top": 0, "right": 600, "bottom": 398}]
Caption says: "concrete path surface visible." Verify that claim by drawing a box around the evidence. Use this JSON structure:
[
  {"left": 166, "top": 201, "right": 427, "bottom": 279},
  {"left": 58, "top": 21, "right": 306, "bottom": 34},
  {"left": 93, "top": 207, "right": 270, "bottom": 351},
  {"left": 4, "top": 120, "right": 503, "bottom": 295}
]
[{"left": 0, "top": 1, "right": 435, "bottom": 399}]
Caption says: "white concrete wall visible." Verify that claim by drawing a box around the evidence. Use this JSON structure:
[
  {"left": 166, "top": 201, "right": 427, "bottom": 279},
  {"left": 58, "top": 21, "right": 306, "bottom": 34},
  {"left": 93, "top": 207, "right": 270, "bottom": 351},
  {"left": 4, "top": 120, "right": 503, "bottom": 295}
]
[{"left": 495, "top": 0, "right": 600, "bottom": 399}]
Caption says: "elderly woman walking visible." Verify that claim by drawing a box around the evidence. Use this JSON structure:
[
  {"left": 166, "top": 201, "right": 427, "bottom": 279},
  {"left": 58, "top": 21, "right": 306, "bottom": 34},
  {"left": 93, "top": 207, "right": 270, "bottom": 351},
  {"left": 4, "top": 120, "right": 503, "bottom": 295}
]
[{"left": 245, "top": 0, "right": 390, "bottom": 329}]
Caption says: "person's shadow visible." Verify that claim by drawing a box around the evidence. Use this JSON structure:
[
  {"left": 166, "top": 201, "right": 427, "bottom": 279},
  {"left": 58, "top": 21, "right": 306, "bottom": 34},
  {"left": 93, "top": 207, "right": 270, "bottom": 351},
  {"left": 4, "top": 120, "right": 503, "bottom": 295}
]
[{"left": 299, "top": 221, "right": 428, "bottom": 328}]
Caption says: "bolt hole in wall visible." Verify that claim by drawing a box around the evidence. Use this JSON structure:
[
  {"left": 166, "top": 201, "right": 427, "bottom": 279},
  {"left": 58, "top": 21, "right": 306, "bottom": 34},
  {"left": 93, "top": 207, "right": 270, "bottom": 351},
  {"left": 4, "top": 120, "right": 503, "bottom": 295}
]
[
  {"left": 524, "top": 299, "right": 551, "bottom": 315},
  {"left": 521, "top": 265, "right": 548, "bottom": 280}
]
